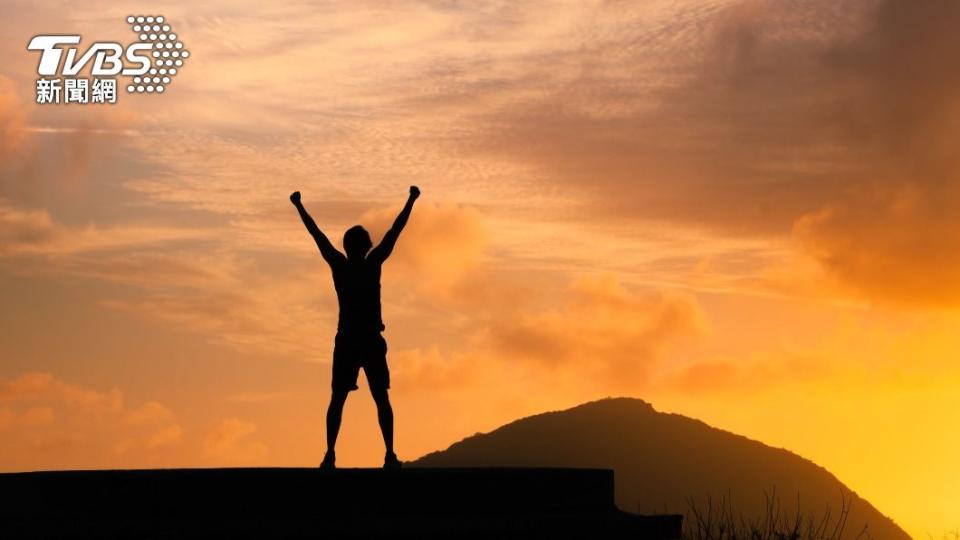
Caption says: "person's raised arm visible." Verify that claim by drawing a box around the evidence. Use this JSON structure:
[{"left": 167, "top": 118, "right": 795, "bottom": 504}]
[
  {"left": 370, "top": 186, "right": 420, "bottom": 263},
  {"left": 290, "top": 191, "right": 344, "bottom": 265}
]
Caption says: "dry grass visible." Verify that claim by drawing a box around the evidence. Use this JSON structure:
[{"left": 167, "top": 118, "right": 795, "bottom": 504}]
[{"left": 683, "top": 490, "right": 871, "bottom": 540}]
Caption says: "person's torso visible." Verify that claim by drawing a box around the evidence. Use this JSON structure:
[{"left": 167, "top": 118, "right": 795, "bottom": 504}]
[{"left": 331, "top": 258, "right": 384, "bottom": 332}]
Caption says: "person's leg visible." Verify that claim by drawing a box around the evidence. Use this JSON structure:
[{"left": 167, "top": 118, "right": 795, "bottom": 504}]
[
  {"left": 326, "top": 389, "right": 349, "bottom": 454},
  {"left": 365, "top": 333, "right": 398, "bottom": 468},
  {"left": 326, "top": 332, "right": 359, "bottom": 467},
  {"left": 370, "top": 387, "right": 394, "bottom": 455}
]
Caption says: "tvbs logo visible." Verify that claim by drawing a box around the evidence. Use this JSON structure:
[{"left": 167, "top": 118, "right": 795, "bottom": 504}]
[{"left": 27, "top": 15, "right": 189, "bottom": 105}]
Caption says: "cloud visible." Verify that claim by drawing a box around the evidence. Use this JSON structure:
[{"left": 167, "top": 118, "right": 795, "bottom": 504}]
[
  {"left": 486, "top": 275, "right": 705, "bottom": 387},
  {"left": 665, "top": 355, "right": 828, "bottom": 395},
  {"left": 0, "top": 372, "right": 121, "bottom": 408},
  {"left": 785, "top": 1, "right": 960, "bottom": 307},
  {"left": 440, "top": 0, "right": 960, "bottom": 306},
  {"left": 393, "top": 274, "right": 705, "bottom": 394},
  {"left": 224, "top": 392, "right": 289, "bottom": 403},
  {"left": 0, "top": 77, "right": 208, "bottom": 260},
  {"left": 360, "top": 201, "right": 488, "bottom": 292},
  {"left": 7, "top": 0, "right": 956, "bottom": 310},
  {"left": 85, "top": 200, "right": 491, "bottom": 360},
  {"left": 202, "top": 418, "right": 267, "bottom": 464},
  {"left": 794, "top": 182, "right": 960, "bottom": 307},
  {"left": 0, "top": 76, "right": 27, "bottom": 161},
  {"left": 0, "top": 71, "right": 143, "bottom": 209},
  {"left": 460, "top": 1, "right": 854, "bottom": 234},
  {"left": 115, "top": 424, "right": 183, "bottom": 456},
  {"left": 0, "top": 200, "right": 210, "bottom": 258},
  {"left": 0, "top": 204, "right": 58, "bottom": 251},
  {"left": 17, "top": 406, "right": 56, "bottom": 427},
  {"left": 391, "top": 346, "right": 474, "bottom": 390},
  {"left": 98, "top": 251, "right": 341, "bottom": 358},
  {"left": 0, "top": 372, "right": 182, "bottom": 470}
]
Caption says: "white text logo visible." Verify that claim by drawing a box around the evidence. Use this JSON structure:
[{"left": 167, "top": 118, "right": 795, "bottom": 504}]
[{"left": 28, "top": 15, "right": 189, "bottom": 104}]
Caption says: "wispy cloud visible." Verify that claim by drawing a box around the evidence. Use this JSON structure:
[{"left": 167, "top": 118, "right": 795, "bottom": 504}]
[{"left": 24, "top": 126, "right": 142, "bottom": 136}]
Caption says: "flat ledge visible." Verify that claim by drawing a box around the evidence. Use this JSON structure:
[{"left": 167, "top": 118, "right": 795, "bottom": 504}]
[{"left": 0, "top": 467, "right": 682, "bottom": 539}]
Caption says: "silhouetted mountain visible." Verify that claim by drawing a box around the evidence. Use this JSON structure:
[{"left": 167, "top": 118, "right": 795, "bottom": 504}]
[{"left": 414, "top": 398, "right": 909, "bottom": 540}]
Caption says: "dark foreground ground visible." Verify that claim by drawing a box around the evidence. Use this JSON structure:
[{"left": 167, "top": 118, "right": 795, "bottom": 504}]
[{"left": 0, "top": 467, "right": 681, "bottom": 539}]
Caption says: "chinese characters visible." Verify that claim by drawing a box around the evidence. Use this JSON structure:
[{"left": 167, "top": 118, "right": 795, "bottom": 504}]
[{"left": 36, "top": 78, "right": 117, "bottom": 104}]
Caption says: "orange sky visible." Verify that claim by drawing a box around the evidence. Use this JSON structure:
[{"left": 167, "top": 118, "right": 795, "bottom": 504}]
[{"left": 1, "top": 1, "right": 958, "bottom": 537}]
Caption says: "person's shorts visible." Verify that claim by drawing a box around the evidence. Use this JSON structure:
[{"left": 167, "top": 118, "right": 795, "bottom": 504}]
[{"left": 332, "top": 331, "right": 389, "bottom": 392}]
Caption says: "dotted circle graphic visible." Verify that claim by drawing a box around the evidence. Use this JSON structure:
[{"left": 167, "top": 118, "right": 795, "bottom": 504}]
[{"left": 125, "top": 15, "right": 188, "bottom": 94}]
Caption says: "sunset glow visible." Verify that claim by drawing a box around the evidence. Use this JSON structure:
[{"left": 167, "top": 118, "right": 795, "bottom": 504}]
[{"left": 2, "top": 2, "right": 959, "bottom": 537}]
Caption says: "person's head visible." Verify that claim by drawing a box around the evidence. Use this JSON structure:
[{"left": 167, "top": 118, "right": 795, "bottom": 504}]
[{"left": 343, "top": 225, "right": 373, "bottom": 259}]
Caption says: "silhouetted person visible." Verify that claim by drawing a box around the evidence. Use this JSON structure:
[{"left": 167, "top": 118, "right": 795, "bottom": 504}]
[{"left": 290, "top": 186, "right": 420, "bottom": 470}]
